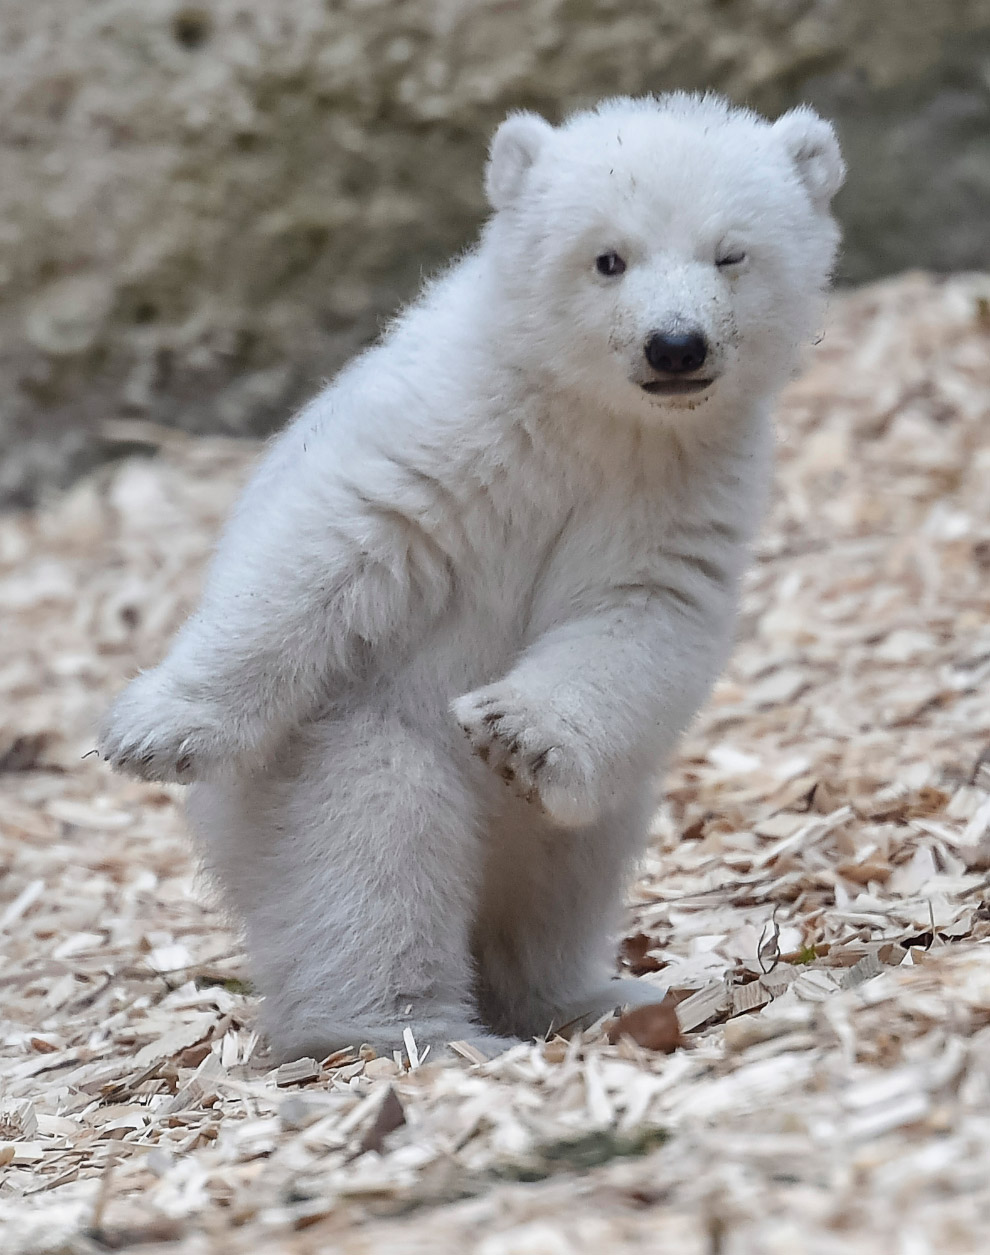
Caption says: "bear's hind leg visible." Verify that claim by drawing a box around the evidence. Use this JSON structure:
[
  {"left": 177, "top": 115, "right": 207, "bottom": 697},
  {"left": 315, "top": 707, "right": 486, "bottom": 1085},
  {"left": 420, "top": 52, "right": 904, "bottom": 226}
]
[
  {"left": 189, "top": 709, "right": 518, "bottom": 1062},
  {"left": 474, "top": 792, "right": 665, "bottom": 1039}
]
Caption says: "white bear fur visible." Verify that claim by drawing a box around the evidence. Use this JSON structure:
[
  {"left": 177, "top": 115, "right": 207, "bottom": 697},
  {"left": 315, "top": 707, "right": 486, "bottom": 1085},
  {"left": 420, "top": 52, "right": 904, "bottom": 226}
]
[{"left": 100, "top": 94, "right": 844, "bottom": 1061}]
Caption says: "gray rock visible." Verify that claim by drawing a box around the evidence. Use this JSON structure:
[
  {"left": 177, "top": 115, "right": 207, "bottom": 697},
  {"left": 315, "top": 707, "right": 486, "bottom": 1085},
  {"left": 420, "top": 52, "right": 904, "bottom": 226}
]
[{"left": 1, "top": 0, "right": 988, "bottom": 502}]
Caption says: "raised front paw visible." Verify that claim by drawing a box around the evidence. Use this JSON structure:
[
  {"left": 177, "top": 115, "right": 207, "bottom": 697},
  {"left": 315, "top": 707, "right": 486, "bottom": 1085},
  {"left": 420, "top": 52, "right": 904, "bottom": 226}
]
[
  {"left": 98, "top": 669, "right": 233, "bottom": 784},
  {"left": 451, "top": 682, "right": 599, "bottom": 827}
]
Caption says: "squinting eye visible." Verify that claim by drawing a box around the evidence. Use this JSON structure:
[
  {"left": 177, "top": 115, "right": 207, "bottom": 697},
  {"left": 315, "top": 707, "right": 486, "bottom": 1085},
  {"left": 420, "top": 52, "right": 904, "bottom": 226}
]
[
  {"left": 717, "top": 250, "right": 747, "bottom": 268},
  {"left": 595, "top": 251, "right": 626, "bottom": 277}
]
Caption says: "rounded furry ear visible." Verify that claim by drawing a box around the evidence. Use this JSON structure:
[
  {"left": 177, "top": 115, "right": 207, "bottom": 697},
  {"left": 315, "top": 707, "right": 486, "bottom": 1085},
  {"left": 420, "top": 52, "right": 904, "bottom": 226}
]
[
  {"left": 773, "top": 107, "right": 846, "bottom": 209},
  {"left": 485, "top": 112, "right": 554, "bottom": 210}
]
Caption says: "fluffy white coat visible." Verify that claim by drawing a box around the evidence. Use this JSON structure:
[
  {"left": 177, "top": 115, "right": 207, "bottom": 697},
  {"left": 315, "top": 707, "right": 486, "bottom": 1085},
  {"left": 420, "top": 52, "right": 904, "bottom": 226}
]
[{"left": 100, "top": 94, "right": 845, "bottom": 1060}]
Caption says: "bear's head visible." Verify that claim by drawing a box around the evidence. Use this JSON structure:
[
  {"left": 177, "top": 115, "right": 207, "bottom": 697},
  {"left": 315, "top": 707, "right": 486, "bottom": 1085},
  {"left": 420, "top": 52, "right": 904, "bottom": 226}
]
[{"left": 483, "top": 94, "right": 845, "bottom": 423}]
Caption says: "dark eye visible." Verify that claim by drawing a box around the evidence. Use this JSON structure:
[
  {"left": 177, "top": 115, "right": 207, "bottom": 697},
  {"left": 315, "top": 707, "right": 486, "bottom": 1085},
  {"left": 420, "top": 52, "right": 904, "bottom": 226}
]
[
  {"left": 595, "top": 251, "right": 626, "bottom": 277},
  {"left": 717, "top": 250, "right": 747, "bottom": 268}
]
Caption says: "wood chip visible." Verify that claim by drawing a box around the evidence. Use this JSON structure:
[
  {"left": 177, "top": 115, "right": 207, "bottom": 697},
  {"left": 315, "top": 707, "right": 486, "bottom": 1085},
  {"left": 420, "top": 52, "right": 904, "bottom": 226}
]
[
  {"left": 3, "top": 275, "right": 990, "bottom": 1251},
  {"left": 675, "top": 982, "right": 732, "bottom": 1033},
  {"left": 274, "top": 1057, "right": 321, "bottom": 1087}
]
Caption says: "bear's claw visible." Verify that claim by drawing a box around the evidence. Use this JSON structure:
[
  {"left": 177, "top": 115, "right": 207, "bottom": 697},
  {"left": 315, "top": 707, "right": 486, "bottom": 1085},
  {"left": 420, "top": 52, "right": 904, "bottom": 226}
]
[{"left": 451, "top": 683, "right": 600, "bottom": 828}]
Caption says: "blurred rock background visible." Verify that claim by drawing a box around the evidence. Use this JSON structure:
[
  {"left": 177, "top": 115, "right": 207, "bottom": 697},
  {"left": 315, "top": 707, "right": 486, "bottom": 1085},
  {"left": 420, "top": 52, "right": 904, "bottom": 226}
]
[{"left": 2, "top": 0, "right": 988, "bottom": 505}]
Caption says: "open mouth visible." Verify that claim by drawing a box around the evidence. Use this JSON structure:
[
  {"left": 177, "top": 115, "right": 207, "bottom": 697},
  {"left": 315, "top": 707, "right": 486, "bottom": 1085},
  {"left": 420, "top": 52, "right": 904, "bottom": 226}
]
[{"left": 640, "top": 378, "right": 715, "bottom": 396}]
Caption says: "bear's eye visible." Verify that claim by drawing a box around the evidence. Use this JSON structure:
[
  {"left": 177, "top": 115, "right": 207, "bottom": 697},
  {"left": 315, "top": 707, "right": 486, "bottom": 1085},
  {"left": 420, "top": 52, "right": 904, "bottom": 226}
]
[
  {"left": 716, "top": 250, "right": 747, "bottom": 268},
  {"left": 595, "top": 251, "right": 626, "bottom": 277}
]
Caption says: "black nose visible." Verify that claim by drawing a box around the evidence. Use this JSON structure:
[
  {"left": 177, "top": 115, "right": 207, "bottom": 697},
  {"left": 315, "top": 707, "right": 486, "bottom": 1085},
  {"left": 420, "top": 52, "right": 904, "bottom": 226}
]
[{"left": 644, "top": 329, "right": 709, "bottom": 374}]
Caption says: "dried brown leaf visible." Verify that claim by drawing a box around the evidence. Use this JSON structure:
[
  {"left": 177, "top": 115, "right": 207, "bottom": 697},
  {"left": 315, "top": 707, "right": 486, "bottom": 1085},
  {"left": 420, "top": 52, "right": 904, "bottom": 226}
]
[
  {"left": 356, "top": 1085, "right": 406, "bottom": 1156},
  {"left": 606, "top": 996, "right": 683, "bottom": 1053}
]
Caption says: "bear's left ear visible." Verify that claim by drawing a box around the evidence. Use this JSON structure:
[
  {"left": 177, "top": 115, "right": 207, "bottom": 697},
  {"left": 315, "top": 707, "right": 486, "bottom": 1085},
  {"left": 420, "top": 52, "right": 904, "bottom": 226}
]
[
  {"left": 772, "top": 107, "right": 846, "bottom": 210},
  {"left": 485, "top": 112, "right": 554, "bottom": 211}
]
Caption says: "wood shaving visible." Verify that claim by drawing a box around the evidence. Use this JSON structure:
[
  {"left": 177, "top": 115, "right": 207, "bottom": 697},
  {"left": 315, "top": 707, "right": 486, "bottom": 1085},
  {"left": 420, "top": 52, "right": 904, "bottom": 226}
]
[{"left": 1, "top": 273, "right": 989, "bottom": 1252}]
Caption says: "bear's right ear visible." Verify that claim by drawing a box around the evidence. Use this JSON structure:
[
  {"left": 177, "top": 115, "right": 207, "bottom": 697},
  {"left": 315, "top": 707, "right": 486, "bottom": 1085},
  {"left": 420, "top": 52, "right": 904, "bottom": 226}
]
[{"left": 485, "top": 112, "right": 554, "bottom": 211}]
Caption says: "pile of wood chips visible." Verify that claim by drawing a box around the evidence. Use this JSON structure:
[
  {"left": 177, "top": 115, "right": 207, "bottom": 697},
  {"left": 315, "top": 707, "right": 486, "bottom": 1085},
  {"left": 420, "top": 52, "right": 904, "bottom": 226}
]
[{"left": 1, "top": 272, "right": 989, "bottom": 1253}]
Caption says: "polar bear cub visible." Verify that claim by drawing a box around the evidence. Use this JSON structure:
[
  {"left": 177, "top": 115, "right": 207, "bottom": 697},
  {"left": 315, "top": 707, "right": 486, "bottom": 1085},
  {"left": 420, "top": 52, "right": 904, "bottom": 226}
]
[{"left": 101, "top": 94, "right": 844, "bottom": 1061}]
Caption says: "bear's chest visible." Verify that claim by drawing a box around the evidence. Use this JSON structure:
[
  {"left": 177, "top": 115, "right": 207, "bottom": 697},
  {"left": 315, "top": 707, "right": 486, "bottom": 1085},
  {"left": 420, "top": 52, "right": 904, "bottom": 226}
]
[{"left": 457, "top": 478, "right": 672, "bottom": 634}]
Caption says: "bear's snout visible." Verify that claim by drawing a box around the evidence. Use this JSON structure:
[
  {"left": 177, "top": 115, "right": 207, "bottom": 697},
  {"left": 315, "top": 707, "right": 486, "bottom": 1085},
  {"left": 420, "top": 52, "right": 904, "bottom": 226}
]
[{"left": 644, "top": 328, "right": 709, "bottom": 374}]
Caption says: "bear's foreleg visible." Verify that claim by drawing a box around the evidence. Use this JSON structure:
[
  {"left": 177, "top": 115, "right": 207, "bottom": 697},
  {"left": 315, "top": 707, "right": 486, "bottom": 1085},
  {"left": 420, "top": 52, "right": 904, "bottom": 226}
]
[
  {"left": 453, "top": 588, "right": 727, "bottom": 827},
  {"left": 100, "top": 483, "right": 446, "bottom": 784}
]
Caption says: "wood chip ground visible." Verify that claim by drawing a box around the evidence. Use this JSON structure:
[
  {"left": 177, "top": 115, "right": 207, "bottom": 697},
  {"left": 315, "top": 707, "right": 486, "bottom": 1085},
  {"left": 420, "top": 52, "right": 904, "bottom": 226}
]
[{"left": 1, "top": 273, "right": 989, "bottom": 1253}]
